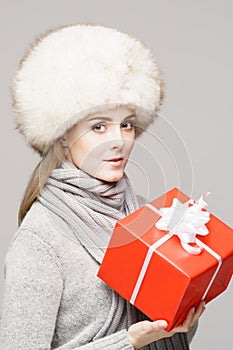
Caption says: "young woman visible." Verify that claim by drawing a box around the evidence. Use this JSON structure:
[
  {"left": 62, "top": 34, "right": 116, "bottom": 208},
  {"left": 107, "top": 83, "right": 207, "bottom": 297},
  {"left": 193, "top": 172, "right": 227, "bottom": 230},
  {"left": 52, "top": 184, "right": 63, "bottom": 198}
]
[{"left": 0, "top": 23, "right": 204, "bottom": 350}]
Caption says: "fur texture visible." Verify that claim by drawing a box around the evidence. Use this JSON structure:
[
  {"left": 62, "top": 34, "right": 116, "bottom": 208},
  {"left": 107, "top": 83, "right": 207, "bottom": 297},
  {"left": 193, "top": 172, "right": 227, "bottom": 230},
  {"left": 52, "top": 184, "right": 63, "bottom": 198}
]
[{"left": 11, "top": 23, "right": 164, "bottom": 154}]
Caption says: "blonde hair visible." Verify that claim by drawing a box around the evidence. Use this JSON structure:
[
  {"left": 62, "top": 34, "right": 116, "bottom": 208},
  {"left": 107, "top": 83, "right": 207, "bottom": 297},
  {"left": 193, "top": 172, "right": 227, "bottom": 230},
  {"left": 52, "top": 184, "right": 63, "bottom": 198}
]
[{"left": 18, "top": 141, "right": 65, "bottom": 227}]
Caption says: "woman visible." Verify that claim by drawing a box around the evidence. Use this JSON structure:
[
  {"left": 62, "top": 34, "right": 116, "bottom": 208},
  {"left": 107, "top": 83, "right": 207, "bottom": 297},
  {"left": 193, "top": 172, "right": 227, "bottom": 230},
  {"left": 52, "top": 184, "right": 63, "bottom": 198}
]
[{"left": 0, "top": 23, "right": 204, "bottom": 349}]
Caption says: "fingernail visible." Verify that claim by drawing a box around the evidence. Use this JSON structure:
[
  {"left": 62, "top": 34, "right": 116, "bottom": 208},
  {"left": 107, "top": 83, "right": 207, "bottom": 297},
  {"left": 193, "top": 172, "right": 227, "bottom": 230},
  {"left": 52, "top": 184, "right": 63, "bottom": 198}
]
[{"left": 158, "top": 320, "right": 168, "bottom": 328}]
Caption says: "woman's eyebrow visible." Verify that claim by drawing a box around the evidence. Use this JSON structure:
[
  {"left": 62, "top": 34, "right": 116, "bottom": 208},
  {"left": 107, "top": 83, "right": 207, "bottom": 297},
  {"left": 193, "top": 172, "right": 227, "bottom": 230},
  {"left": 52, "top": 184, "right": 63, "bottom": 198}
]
[
  {"left": 124, "top": 114, "right": 136, "bottom": 119},
  {"left": 87, "top": 114, "right": 136, "bottom": 122}
]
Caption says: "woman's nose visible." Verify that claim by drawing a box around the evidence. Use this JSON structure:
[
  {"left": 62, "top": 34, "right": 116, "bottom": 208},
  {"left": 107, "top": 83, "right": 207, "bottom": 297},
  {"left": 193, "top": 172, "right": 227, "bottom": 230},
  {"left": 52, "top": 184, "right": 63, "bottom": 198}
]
[{"left": 109, "top": 124, "right": 125, "bottom": 149}]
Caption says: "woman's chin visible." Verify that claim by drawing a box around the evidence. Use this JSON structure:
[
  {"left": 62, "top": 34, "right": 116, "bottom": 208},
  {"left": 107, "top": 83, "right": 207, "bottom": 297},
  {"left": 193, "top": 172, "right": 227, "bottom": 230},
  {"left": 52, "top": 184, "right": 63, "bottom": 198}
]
[{"left": 96, "top": 169, "right": 124, "bottom": 182}]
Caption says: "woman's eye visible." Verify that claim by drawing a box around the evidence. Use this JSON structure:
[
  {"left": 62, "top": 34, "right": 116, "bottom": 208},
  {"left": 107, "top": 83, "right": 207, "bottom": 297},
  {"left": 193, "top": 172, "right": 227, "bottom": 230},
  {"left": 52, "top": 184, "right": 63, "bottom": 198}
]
[
  {"left": 92, "top": 124, "right": 106, "bottom": 133},
  {"left": 122, "top": 122, "right": 134, "bottom": 130}
]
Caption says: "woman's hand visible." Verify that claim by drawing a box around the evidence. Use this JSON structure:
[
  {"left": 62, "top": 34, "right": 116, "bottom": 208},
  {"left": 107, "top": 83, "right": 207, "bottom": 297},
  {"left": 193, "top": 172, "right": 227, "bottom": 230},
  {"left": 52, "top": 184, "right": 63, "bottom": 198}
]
[{"left": 127, "top": 301, "right": 205, "bottom": 350}]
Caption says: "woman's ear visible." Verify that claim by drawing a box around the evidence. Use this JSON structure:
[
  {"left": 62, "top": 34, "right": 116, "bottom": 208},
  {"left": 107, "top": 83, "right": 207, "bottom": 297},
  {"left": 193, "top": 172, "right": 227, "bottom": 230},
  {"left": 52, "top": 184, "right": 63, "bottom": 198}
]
[{"left": 59, "top": 136, "right": 69, "bottom": 148}]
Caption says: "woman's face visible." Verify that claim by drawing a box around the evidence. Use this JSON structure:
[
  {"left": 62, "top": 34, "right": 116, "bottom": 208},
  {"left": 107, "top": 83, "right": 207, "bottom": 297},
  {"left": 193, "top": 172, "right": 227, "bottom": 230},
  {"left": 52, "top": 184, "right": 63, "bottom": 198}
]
[{"left": 62, "top": 106, "right": 136, "bottom": 182}]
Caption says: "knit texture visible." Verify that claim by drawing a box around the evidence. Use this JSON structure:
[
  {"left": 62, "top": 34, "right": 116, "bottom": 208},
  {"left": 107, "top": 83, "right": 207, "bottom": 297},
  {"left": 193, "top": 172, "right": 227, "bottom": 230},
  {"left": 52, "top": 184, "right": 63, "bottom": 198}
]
[
  {"left": 0, "top": 165, "right": 197, "bottom": 349},
  {"left": 38, "top": 158, "right": 140, "bottom": 264}
]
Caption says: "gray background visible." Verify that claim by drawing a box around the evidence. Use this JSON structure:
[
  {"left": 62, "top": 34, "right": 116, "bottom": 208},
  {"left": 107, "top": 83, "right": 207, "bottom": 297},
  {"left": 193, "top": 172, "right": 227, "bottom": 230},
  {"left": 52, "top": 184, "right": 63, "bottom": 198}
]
[{"left": 1, "top": 1, "right": 233, "bottom": 348}]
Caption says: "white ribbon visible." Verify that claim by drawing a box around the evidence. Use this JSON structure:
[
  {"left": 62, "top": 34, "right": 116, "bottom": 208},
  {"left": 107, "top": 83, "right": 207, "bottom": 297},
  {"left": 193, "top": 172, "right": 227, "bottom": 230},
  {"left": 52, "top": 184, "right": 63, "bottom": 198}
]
[
  {"left": 129, "top": 232, "right": 222, "bottom": 304},
  {"left": 154, "top": 192, "right": 211, "bottom": 255},
  {"left": 129, "top": 193, "right": 222, "bottom": 306}
]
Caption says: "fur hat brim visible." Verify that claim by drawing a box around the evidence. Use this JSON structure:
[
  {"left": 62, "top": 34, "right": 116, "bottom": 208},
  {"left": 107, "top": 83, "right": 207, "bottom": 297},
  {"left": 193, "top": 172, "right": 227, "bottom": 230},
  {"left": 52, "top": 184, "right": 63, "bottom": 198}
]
[{"left": 11, "top": 23, "right": 164, "bottom": 154}]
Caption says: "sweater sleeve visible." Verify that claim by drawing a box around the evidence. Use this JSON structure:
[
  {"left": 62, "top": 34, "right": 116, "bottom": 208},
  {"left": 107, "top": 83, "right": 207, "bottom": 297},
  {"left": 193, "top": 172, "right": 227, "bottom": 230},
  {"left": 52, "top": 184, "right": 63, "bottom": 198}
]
[
  {"left": 76, "top": 329, "right": 134, "bottom": 350},
  {"left": 187, "top": 320, "right": 198, "bottom": 344},
  {"left": 0, "top": 229, "right": 64, "bottom": 350},
  {"left": 0, "top": 229, "right": 134, "bottom": 350}
]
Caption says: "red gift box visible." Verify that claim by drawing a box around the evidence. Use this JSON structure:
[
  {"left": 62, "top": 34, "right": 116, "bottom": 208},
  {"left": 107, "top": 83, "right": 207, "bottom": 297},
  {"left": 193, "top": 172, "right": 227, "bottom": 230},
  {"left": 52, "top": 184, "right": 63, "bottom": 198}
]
[{"left": 97, "top": 187, "right": 233, "bottom": 331}]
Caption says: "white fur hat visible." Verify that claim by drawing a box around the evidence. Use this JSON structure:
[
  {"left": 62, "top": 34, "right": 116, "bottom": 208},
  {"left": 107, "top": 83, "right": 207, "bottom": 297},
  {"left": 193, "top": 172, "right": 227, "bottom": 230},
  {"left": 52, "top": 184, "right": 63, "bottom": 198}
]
[{"left": 11, "top": 23, "right": 164, "bottom": 154}]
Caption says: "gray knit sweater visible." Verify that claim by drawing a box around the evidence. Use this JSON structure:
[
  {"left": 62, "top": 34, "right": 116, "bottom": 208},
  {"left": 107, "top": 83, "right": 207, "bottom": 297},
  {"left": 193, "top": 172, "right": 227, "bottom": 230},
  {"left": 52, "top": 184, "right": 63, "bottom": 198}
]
[{"left": 0, "top": 199, "right": 197, "bottom": 350}]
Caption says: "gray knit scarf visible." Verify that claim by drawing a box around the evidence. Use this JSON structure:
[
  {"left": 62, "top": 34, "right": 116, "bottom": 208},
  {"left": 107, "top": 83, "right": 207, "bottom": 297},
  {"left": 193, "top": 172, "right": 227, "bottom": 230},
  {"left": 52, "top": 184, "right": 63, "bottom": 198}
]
[{"left": 38, "top": 159, "right": 189, "bottom": 350}]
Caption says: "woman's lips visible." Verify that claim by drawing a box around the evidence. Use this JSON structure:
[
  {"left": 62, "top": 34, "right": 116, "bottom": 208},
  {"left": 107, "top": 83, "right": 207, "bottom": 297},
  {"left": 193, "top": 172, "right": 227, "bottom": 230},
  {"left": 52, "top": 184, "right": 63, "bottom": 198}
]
[{"left": 104, "top": 158, "right": 124, "bottom": 167}]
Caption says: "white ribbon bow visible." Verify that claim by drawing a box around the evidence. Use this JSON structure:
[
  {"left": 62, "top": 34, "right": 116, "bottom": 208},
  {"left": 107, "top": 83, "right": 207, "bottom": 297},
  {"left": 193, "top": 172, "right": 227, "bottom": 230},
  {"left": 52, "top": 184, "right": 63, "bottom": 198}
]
[{"left": 155, "top": 193, "right": 211, "bottom": 255}]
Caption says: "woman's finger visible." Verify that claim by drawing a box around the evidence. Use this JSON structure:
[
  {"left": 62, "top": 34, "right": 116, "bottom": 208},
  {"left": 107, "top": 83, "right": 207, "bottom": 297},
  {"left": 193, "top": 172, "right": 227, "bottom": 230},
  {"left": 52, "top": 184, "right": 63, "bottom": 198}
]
[
  {"left": 173, "top": 307, "right": 195, "bottom": 333},
  {"left": 190, "top": 301, "right": 206, "bottom": 327},
  {"left": 173, "top": 301, "right": 206, "bottom": 333}
]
